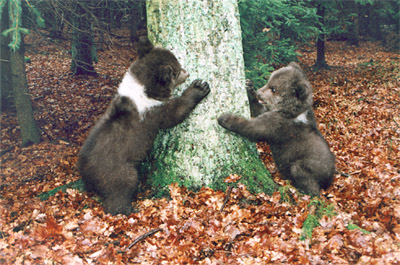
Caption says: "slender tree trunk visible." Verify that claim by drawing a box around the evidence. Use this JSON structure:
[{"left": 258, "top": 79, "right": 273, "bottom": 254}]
[
  {"left": 130, "top": 0, "right": 146, "bottom": 42},
  {"left": 143, "top": 0, "right": 275, "bottom": 196},
  {"left": 10, "top": 39, "right": 41, "bottom": 146},
  {"left": 1, "top": 0, "right": 13, "bottom": 111},
  {"left": 347, "top": 1, "right": 360, "bottom": 46},
  {"left": 70, "top": 2, "right": 96, "bottom": 76},
  {"left": 368, "top": 6, "right": 382, "bottom": 41},
  {"left": 49, "top": 11, "right": 64, "bottom": 39},
  {"left": 314, "top": 1, "right": 329, "bottom": 70}
]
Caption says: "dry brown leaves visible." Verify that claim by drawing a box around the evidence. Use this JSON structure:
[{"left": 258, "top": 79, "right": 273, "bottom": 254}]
[{"left": 0, "top": 36, "right": 399, "bottom": 264}]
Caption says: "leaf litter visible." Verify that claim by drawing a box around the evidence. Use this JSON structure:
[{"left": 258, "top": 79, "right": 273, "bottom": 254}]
[{"left": 0, "top": 34, "right": 399, "bottom": 264}]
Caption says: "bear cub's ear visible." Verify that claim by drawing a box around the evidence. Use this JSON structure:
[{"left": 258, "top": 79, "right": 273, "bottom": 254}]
[
  {"left": 289, "top": 62, "right": 302, "bottom": 70},
  {"left": 289, "top": 62, "right": 310, "bottom": 100},
  {"left": 137, "top": 37, "right": 154, "bottom": 59},
  {"left": 293, "top": 80, "right": 309, "bottom": 100},
  {"left": 158, "top": 65, "right": 173, "bottom": 84}
]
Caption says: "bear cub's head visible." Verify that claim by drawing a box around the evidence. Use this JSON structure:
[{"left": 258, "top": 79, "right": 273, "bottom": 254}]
[
  {"left": 129, "top": 37, "right": 189, "bottom": 101},
  {"left": 256, "top": 62, "right": 313, "bottom": 118}
]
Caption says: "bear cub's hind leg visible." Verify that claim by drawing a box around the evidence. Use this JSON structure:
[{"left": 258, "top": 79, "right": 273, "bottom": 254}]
[{"left": 103, "top": 166, "right": 138, "bottom": 215}]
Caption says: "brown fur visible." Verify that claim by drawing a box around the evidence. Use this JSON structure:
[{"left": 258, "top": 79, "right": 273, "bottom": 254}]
[
  {"left": 78, "top": 38, "right": 210, "bottom": 215},
  {"left": 218, "top": 62, "right": 335, "bottom": 196}
]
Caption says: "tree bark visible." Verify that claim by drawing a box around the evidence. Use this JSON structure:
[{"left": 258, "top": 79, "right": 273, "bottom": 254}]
[
  {"left": 347, "top": 1, "right": 360, "bottom": 46},
  {"left": 314, "top": 1, "right": 329, "bottom": 70},
  {"left": 130, "top": 0, "right": 147, "bottom": 42},
  {"left": 1, "top": 0, "right": 13, "bottom": 111},
  {"left": 70, "top": 1, "right": 96, "bottom": 76},
  {"left": 143, "top": 0, "right": 275, "bottom": 196},
  {"left": 10, "top": 39, "right": 41, "bottom": 146}
]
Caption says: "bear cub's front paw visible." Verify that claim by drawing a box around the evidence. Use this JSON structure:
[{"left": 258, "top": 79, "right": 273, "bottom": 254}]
[
  {"left": 246, "top": 79, "right": 258, "bottom": 102},
  {"left": 245, "top": 79, "right": 254, "bottom": 91},
  {"left": 189, "top": 79, "right": 210, "bottom": 100},
  {"left": 245, "top": 79, "right": 257, "bottom": 98},
  {"left": 218, "top": 113, "right": 237, "bottom": 130}
]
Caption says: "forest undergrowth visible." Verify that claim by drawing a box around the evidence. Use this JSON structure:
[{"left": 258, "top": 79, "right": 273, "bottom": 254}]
[{"left": 0, "top": 34, "right": 399, "bottom": 264}]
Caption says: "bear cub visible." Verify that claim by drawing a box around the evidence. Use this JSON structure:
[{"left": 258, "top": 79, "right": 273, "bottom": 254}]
[
  {"left": 218, "top": 62, "right": 335, "bottom": 196},
  {"left": 78, "top": 38, "right": 210, "bottom": 215}
]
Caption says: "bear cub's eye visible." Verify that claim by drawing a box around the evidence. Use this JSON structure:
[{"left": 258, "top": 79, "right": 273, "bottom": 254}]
[{"left": 270, "top": 87, "right": 276, "bottom": 93}]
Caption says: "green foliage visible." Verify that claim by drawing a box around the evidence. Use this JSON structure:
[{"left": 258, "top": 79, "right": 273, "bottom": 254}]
[
  {"left": 301, "top": 214, "right": 320, "bottom": 240},
  {"left": 239, "top": 0, "right": 319, "bottom": 87},
  {"left": 317, "top": 1, "right": 344, "bottom": 37},
  {"left": 326, "top": 0, "right": 399, "bottom": 43},
  {"left": 234, "top": 140, "right": 276, "bottom": 196},
  {"left": 300, "top": 198, "right": 336, "bottom": 240},
  {"left": 0, "top": 0, "right": 44, "bottom": 51},
  {"left": 355, "top": 0, "right": 374, "bottom": 4},
  {"left": 346, "top": 223, "right": 371, "bottom": 234},
  {"left": 239, "top": 0, "right": 399, "bottom": 85},
  {"left": 358, "top": 59, "right": 375, "bottom": 67},
  {"left": 309, "top": 198, "right": 336, "bottom": 218},
  {"left": 26, "top": 0, "right": 45, "bottom": 28},
  {"left": 277, "top": 181, "right": 294, "bottom": 202},
  {"left": 38, "top": 179, "right": 85, "bottom": 201}
]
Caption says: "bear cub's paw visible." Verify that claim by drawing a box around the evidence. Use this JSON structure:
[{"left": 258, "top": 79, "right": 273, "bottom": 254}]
[
  {"left": 187, "top": 79, "right": 210, "bottom": 101},
  {"left": 245, "top": 79, "right": 254, "bottom": 91},
  {"left": 245, "top": 79, "right": 258, "bottom": 101},
  {"left": 218, "top": 113, "right": 238, "bottom": 130}
]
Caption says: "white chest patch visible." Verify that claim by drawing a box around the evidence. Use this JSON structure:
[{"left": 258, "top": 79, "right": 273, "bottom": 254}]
[
  {"left": 117, "top": 72, "right": 162, "bottom": 118},
  {"left": 294, "top": 111, "right": 308, "bottom": 124}
]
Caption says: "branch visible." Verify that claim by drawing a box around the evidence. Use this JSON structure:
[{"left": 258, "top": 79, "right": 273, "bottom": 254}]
[
  {"left": 220, "top": 185, "right": 234, "bottom": 213},
  {"left": 337, "top": 170, "right": 361, "bottom": 178},
  {"left": 126, "top": 228, "right": 163, "bottom": 250}
]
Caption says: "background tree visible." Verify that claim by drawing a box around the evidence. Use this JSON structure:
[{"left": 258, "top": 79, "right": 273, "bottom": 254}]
[
  {"left": 9, "top": 38, "right": 41, "bottom": 146},
  {"left": 0, "top": 0, "right": 13, "bottom": 111},
  {"left": 0, "top": 0, "right": 43, "bottom": 146},
  {"left": 33, "top": 0, "right": 146, "bottom": 76},
  {"left": 143, "top": 0, "right": 275, "bottom": 196},
  {"left": 69, "top": 1, "right": 97, "bottom": 76},
  {"left": 314, "top": 0, "right": 399, "bottom": 60},
  {"left": 313, "top": 0, "right": 329, "bottom": 70},
  {"left": 129, "top": 0, "right": 146, "bottom": 42},
  {"left": 345, "top": 0, "right": 360, "bottom": 46},
  {"left": 39, "top": 0, "right": 65, "bottom": 39},
  {"left": 356, "top": 0, "right": 399, "bottom": 50}
]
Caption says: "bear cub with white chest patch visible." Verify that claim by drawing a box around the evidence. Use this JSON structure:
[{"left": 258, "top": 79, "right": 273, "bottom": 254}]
[
  {"left": 78, "top": 38, "right": 210, "bottom": 215},
  {"left": 218, "top": 62, "right": 335, "bottom": 196}
]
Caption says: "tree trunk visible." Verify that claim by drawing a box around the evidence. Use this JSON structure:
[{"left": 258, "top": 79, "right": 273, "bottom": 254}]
[
  {"left": 143, "top": 0, "right": 275, "bottom": 196},
  {"left": 314, "top": 1, "right": 329, "bottom": 70},
  {"left": 10, "top": 39, "right": 41, "bottom": 146},
  {"left": 49, "top": 11, "right": 64, "bottom": 39},
  {"left": 1, "top": 0, "right": 13, "bottom": 111},
  {"left": 348, "top": 3, "right": 360, "bottom": 46},
  {"left": 130, "top": 0, "right": 147, "bottom": 42},
  {"left": 70, "top": 2, "right": 96, "bottom": 76},
  {"left": 368, "top": 6, "right": 381, "bottom": 41}
]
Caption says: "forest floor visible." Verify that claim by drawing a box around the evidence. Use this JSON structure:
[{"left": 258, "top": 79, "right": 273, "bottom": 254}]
[{"left": 0, "top": 33, "right": 399, "bottom": 264}]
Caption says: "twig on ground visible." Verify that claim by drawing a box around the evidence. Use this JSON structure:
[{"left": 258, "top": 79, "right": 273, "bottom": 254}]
[
  {"left": 338, "top": 170, "right": 362, "bottom": 177},
  {"left": 220, "top": 185, "right": 234, "bottom": 213},
  {"left": 126, "top": 228, "right": 163, "bottom": 250}
]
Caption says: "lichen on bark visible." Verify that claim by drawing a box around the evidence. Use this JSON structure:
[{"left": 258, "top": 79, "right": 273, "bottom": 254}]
[{"left": 143, "top": 0, "right": 275, "bottom": 196}]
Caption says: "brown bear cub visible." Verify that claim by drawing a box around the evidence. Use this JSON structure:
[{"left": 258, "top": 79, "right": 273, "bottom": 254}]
[
  {"left": 218, "top": 62, "right": 335, "bottom": 196},
  {"left": 78, "top": 38, "right": 210, "bottom": 215}
]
